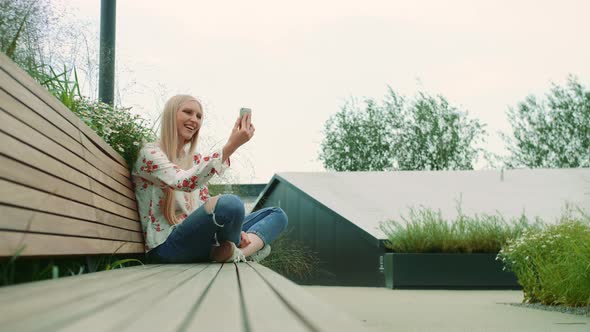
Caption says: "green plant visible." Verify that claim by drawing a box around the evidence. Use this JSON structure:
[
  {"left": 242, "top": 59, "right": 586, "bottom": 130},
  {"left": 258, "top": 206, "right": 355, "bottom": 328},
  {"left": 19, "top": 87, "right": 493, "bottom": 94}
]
[
  {"left": 105, "top": 258, "right": 144, "bottom": 271},
  {"left": 1, "top": 254, "right": 144, "bottom": 287},
  {"left": 498, "top": 209, "right": 590, "bottom": 308},
  {"left": 35, "top": 64, "right": 82, "bottom": 111},
  {"left": 24, "top": 62, "right": 157, "bottom": 169},
  {"left": 260, "top": 231, "right": 320, "bottom": 280},
  {"left": 379, "top": 205, "right": 542, "bottom": 253},
  {"left": 71, "top": 98, "right": 157, "bottom": 168},
  {"left": 0, "top": 245, "right": 26, "bottom": 286}
]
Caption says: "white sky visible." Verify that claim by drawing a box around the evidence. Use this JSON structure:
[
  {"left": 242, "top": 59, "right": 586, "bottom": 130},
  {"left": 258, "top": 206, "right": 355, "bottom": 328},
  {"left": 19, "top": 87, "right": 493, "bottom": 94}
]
[{"left": 62, "top": 0, "right": 590, "bottom": 183}]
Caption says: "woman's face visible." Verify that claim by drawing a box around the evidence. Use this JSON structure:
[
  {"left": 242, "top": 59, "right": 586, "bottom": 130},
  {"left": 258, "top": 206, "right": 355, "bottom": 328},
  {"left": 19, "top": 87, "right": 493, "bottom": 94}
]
[{"left": 176, "top": 100, "right": 203, "bottom": 144}]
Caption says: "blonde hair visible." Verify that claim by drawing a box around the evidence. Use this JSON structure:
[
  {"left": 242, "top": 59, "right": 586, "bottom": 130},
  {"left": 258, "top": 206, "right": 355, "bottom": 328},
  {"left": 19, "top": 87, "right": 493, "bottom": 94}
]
[{"left": 159, "top": 94, "right": 202, "bottom": 225}]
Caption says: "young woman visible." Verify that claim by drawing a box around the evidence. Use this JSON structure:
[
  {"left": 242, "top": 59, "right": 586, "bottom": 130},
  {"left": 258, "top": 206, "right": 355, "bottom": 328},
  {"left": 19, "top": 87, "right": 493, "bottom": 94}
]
[{"left": 133, "top": 94, "right": 287, "bottom": 263}]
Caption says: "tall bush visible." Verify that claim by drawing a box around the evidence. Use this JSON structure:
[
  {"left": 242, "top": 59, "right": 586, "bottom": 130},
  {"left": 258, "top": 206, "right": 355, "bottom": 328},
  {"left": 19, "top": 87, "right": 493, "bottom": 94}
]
[{"left": 498, "top": 211, "right": 590, "bottom": 307}]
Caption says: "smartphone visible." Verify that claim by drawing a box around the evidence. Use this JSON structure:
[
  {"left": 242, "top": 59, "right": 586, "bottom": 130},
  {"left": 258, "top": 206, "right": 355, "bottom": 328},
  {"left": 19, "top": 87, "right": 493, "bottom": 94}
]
[{"left": 239, "top": 107, "right": 252, "bottom": 117}]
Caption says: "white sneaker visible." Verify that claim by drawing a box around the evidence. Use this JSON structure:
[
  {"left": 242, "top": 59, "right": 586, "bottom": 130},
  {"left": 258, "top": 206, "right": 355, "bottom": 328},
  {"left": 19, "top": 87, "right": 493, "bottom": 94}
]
[
  {"left": 226, "top": 242, "right": 247, "bottom": 263},
  {"left": 249, "top": 244, "right": 271, "bottom": 262},
  {"left": 211, "top": 241, "right": 246, "bottom": 263}
]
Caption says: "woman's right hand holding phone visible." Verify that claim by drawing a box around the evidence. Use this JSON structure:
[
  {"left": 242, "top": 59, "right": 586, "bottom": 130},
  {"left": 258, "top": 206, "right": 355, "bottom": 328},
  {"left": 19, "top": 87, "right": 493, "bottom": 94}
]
[{"left": 223, "top": 112, "right": 255, "bottom": 162}]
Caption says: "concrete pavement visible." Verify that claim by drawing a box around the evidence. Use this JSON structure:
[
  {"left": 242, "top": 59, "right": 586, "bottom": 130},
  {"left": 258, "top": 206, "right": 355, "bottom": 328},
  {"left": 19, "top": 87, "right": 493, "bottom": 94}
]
[{"left": 303, "top": 287, "right": 590, "bottom": 332}]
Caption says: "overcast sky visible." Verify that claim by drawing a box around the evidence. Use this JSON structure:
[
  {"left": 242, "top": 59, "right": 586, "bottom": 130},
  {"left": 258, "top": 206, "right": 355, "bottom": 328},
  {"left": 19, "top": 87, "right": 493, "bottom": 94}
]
[{"left": 63, "top": 0, "right": 590, "bottom": 183}]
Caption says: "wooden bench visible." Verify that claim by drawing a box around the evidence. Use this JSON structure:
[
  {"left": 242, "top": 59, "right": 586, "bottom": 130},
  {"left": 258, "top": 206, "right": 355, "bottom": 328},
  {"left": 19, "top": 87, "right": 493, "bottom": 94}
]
[{"left": 0, "top": 52, "right": 363, "bottom": 332}]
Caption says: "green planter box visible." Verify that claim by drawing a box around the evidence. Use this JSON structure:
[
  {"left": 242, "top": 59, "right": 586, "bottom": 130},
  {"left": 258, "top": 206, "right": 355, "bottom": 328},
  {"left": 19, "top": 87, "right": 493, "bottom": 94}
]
[{"left": 384, "top": 253, "right": 520, "bottom": 289}]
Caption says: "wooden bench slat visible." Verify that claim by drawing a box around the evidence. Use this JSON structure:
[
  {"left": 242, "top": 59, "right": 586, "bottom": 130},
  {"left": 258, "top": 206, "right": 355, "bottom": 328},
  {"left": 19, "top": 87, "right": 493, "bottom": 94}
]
[
  {"left": 0, "top": 52, "right": 128, "bottom": 167},
  {"left": 77, "top": 135, "right": 134, "bottom": 189},
  {"left": 186, "top": 263, "right": 244, "bottom": 331},
  {"left": 1, "top": 129, "right": 136, "bottom": 210},
  {"left": 0, "top": 232, "right": 143, "bottom": 257},
  {"left": 0, "top": 89, "right": 129, "bottom": 182},
  {"left": 0, "top": 126, "right": 89, "bottom": 194},
  {"left": 250, "top": 263, "right": 363, "bottom": 332},
  {"left": 80, "top": 134, "right": 130, "bottom": 178},
  {"left": 89, "top": 175, "right": 137, "bottom": 210},
  {"left": 0, "top": 116, "right": 135, "bottom": 198},
  {"left": 55, "top": 264, "right": 211, "bottom": 332},
  {"left": 0, "top": 265, "right": 185, "bottom": 331},
  {"left": 0, "top": 155, "right": 138, "bottom": 221},
  {"left": 117, "top": 264, "right": 222, "bottom": 332},
  {"left": 0, "top": 128, "right": 134, "bottom": 207},
  {"left": 0, "top": 88, "right": 85, "bottom": 160},
  {"left": 1, "top": 152, "right": 92, "bottom": 206},
  {"left": 0, "top": 180, "right": 139, "bottom": 231},
  {"left": 0, "top": 205, "right": 143, "bottom": 243},
  {"left": 0, "top": 88, "right": 130, "bottom": 181},
  {"left": 0, "top": 69, "right": 81, "bottom": 145},
  {"left": 238, "top": 263, "right": 309, "bottom": 331}
]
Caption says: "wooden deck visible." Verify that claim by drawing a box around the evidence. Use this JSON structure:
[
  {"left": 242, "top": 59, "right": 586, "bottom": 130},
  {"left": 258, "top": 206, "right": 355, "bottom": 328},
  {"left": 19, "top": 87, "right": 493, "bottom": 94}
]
[{"left": 0, "top": 262, "right": 362, "bottom": 332}]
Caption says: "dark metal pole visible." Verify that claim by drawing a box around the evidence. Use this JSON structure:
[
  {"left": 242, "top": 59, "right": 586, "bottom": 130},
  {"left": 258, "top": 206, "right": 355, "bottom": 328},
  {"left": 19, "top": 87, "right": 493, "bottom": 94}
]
[{"left": 98, "top": 0, "right": 116, "bottom": 105}]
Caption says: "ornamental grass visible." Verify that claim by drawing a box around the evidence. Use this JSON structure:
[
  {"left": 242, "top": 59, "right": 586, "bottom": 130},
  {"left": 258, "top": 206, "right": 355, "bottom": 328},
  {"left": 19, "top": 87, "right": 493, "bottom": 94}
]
[{"left": 380, "top": 206, "right": 542, "bottom": 253}]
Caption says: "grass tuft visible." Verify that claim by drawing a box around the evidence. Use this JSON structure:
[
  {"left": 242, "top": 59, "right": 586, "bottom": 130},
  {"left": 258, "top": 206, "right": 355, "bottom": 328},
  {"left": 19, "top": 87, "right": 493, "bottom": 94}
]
[{"left": 260, "top": 231, "right": 320, "bottom": 280}]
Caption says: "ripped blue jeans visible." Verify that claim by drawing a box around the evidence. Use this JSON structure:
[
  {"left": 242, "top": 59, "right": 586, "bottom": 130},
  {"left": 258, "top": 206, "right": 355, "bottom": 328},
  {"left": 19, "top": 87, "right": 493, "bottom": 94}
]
[{"left": 146, "top": 194, "right": 288, "bottom": 263}]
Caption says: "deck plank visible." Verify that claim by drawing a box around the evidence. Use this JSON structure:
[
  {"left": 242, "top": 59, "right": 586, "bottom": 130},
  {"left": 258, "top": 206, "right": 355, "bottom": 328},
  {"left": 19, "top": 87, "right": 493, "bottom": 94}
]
[
  {"left": 0, "top": 265, "right": 159, "bottom": 300},
  {"left": 55, "top": 265, "right": 210, "bottom": 332},
  {"left": 0, "top": 262, "right": 368, "bottom": 332},
  {"left": 118, "top": 264, "right": 222, "bottom": 332},
  {"left": 250, "top": 263, "right": 364, "bottom": 332},
  {"left": 0, "top": 265, "right": 173, "bottom": 322},
  {"left": 237, "top": 263, "right": 310, "bottom": 332},
  {"left": 1, "top": 265, "right": 187, "bottom": 332},
  {"left": 184, "top": 263, "right": 245, "bottom": 331}
]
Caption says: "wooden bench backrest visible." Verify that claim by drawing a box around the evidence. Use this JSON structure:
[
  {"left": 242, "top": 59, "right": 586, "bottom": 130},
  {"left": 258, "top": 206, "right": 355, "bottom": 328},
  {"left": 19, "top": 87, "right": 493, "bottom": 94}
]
[{"left": 0, "top": 52, "right": 144, "bottom": 257}]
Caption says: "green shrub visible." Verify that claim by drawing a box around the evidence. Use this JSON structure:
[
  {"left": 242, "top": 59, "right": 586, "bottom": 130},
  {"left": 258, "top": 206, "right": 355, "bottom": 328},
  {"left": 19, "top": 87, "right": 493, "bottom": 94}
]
[
  {"left": 498, "top": 211, "right": 590, "bottom": 307},
  {"left": 71, "top": 98, "right": 157, "bottom": 168},
  {"left": 380, "top": 206, "right": 543, "bottom": 253},
  {"left": 32, "top": 64, "right": 157, "bottom": 169}
]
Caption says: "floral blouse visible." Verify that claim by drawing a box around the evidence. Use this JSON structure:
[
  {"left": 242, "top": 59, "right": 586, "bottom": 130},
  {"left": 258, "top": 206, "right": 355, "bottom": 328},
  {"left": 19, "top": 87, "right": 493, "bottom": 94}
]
[{"left": 132, "top": 142, "right": 230, "bottom": 252}]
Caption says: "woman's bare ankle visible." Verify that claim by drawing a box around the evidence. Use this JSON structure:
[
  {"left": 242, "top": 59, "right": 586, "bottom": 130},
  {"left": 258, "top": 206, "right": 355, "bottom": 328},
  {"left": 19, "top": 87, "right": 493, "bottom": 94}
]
[
  {"left": 210, "top": 241, "right": 234, "bottom": 262},
  {"left": 241, "top": 233, "right": 264, "bottom": 257}
]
